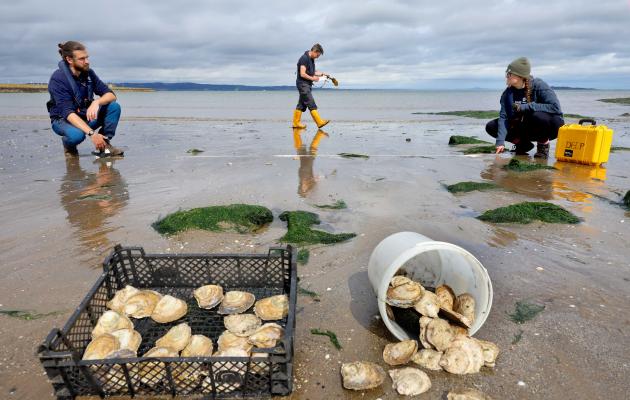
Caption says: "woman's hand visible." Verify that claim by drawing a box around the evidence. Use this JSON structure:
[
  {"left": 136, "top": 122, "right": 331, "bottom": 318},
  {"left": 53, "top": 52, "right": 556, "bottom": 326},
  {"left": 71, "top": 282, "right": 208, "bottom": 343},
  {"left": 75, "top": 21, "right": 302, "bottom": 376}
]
[{"left": 495, "top": 145, "right": 505, "bottom": 154}]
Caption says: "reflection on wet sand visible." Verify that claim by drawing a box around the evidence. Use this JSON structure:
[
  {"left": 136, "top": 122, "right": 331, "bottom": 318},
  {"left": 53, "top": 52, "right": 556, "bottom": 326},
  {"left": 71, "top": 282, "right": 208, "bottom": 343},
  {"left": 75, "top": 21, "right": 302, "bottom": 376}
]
[
  {"left": 292, "top": 128, "right": 328, "bottom": 197},
  {"left": 58, "top": 158, "right": 128, "bottom": 255}
]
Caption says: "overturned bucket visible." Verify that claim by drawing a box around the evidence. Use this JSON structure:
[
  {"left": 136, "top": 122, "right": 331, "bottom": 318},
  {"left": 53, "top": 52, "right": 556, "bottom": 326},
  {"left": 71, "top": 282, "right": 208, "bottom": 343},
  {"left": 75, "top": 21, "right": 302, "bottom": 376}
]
[{"left": 368, "top": 232, "right": 492, "bottom": 340}]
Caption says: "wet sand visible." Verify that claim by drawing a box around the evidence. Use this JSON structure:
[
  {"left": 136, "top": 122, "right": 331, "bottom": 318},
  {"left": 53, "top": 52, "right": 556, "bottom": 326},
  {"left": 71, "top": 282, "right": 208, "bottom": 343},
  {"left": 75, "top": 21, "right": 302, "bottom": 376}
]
[{"left": 1, "top": 94, "right": 630, "bottom": 399}]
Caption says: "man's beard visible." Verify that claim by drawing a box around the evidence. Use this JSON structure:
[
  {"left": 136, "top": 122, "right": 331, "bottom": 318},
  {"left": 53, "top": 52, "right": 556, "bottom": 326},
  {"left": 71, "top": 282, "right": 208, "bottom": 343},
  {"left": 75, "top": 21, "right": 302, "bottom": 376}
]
[{"left": 74, "top": 63, "right": 90, "bottom": 73}]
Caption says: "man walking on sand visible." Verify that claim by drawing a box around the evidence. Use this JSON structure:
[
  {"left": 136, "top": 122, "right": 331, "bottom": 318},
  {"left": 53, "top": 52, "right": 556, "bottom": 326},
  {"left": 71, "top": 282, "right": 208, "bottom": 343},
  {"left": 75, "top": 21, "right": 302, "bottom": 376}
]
[
  {"left": 47, "top": 41, "right": 124, "bottom": 157},
  {"left": 292, "top": 43, "right": 330, "bottom": 129}
]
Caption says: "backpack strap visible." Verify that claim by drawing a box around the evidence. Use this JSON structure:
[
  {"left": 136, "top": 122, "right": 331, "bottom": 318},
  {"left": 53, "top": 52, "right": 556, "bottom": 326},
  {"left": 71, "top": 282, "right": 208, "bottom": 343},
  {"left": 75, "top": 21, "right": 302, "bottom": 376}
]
[{"left": 58, "top": 60, "right": 83, "bottom": 108}]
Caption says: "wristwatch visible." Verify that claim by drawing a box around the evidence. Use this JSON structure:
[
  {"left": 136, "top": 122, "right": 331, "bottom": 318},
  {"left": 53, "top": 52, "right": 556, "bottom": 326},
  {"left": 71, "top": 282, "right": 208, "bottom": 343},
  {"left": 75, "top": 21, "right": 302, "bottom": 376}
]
[{"left": 87, "top": 129, "right": 95, "bottom": 137}]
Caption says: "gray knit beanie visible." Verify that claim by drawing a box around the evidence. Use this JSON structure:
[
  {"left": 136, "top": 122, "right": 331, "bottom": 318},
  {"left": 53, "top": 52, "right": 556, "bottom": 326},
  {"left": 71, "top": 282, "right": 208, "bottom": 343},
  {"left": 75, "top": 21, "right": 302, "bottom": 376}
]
[{"left": 506, "top": 57, "right": 531, "bottom": 78}]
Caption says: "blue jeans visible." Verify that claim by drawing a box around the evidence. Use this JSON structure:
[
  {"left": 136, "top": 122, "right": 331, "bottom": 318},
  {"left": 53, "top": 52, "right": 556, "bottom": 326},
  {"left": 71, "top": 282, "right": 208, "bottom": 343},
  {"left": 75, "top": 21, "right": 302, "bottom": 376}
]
[{"left": 52, "top": 101, "right": 121, "bottom": 148}]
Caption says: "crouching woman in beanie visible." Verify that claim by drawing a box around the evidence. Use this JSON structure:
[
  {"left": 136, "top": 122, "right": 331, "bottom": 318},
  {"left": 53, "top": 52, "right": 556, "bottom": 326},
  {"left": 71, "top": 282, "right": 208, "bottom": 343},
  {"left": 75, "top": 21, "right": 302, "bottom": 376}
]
[{"left": 486, "top": 57, "right": 564, "bottom": 159}]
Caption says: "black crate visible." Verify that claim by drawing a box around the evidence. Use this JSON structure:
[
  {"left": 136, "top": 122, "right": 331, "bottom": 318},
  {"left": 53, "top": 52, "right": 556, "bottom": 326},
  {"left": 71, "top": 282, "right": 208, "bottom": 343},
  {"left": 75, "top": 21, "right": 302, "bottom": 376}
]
[{"left": 38, "top": 245, "right": 297, "bottom": 399}]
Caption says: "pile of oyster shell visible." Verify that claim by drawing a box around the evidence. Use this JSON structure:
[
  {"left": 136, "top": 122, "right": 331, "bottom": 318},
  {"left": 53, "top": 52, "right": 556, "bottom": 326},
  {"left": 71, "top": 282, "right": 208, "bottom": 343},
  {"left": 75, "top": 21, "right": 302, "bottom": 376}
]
[
  {"left": 83, "top": 284, "right": 289, "bottom": 392},
  {"left": 340, "top": 276, "right": 498, "bottom": 397}
]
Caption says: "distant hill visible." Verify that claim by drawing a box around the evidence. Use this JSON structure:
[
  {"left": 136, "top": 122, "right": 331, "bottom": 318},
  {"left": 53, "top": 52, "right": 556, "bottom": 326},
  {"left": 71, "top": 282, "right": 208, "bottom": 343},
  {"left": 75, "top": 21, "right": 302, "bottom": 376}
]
[
  {"left": 551, "top": 86, "right": 596, "bottom": 90},
  {"left": 114, "top": 82, "right": 295, "bottom": 91}
]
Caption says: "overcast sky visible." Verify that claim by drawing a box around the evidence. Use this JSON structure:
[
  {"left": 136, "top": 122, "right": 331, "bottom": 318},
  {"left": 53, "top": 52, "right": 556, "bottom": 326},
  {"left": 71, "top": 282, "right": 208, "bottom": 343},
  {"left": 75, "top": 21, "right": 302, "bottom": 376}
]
[{"left": 2, "top": 0, "right": 630, "bottom": 89}]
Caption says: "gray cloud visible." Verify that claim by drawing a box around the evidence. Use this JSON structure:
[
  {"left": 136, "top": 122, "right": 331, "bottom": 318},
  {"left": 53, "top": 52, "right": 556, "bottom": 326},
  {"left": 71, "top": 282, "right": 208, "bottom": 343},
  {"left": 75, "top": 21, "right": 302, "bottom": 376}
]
[{"left": 1, "top": 0, "right": 630, "bottom": 88}]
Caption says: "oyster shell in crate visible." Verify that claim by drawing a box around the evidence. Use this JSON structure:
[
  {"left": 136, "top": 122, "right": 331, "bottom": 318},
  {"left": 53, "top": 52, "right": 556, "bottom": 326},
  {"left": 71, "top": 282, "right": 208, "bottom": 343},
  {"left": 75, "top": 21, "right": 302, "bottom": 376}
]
[
  {"left": 382, "top": 340, "right": 418, "bottom": 366},
  {"left": 123, "top": 290, "right": 162, "bottom": 319},
  {"left": 194, "top": 284, "right": 224, "bottom": 310},
  {"left": 411, "top": 348, "right": 443, "bottom": 371},
  {"left": 435, "top": 284, "right": 456, "bottom": 310},
  {"left": 218, "top": 291, "right": 256, "bottom": 314},
  {"left": 224, "top": 314, "right": 262, "bottom": 337},
  {"left": 106, "top": 285, "right": 140, "bottom": 313},
  {"left": 413, "top": 290, "right": 440, "bottom": 318},
  {"left": 248, "top": 323, "right": 284, "bottom": 348},
  {"left": 386, "top": 277, "right": 424, "bottom": 308},
  {"left": 151, "top": 294, "right": 188, "bottom": 323},
  {"left": 439, "top": 336, "right": 484, "bottom": 374},
  {"left": 94, "top": 348, "right": 137, "bottom": 392},
  {"left": 110, "top": 328, "right": 142, "bottom": 354},
  {"left": 454, "top": 293, "right": 476, "bottom": 325},
  {"left": 207, "top": 347, "right": 249, "bottom": 393},
  {"left": 254, "top": 294, "right": 289, "bottom": 320},
  {"left": 340, "top": 361, "right": 385, "bottom": 390},
  {"left": 91, "top": 310, "right": 134, "bottom": 338},
  {"left": 156, "top": 322, "right": 192, "bottom": 352},
  {"left": 138, "top": 346, "right": 179, "bottom": 386},
  {"left": 181, "top": 334, "right": 214, "bottom": 357},
  {"left": 83, "top": 333, "right": 120, "bottom": 360},
  {"left": 389, "top": 367, "right": 432, "bottom": 396},
  {"left": 217, "top": 331, "right": 253, "bottom": 354}
]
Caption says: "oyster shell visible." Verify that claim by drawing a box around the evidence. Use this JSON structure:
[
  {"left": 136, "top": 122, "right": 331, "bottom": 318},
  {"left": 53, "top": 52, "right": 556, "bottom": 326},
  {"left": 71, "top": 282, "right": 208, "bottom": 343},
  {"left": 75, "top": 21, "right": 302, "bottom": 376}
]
[
  {"left": 439, "top": 306, "right": 472, "bottom": 329},
  {"left": 418, "top": 316, "right": 433, "bottom": 349},
  {"left": 447, "top": 388, "right": 493, "bottom": 400},
  {"left": 106, "top": 285, "right": 140, "bottom": 313},
  {"left": 454, "top": 293, "right": 476, "bottom": 324},
  {"left": 254, "top": 294, "right": 289, "bottom": 320},
  {"left": 151, "top": 294, "right": 188, "bottom": 323},
  {"left": 194, "top": 284, "right": 224, "bottom": 310},
  {"left": 91, "top": 310, "right": 134, "bottom": 338},
  {"left": 413, "top": 290, "right": 440, "bottom": 318},
  {"left": 217, "top": 331, "right": 253, "bottom": 354},
  {"left": 138, "top": 346, "right": 178, "bottom": 386},
  {"left": 181, "top": 334, "right": 214, "bottom": 357},
  {"left": 123, "top": 290, "right": 162, "bottom": 319},
  {"left": 411, "top": 349, "right": 443, "bottom": 371},
  {"left": 341, "top": 361, "right": 385, "bottom": 390},
  {"left": 172, "top": 362, "right": 204, "bottom": 395},
  {"left": 426, "top": 318, "right": 455, "bottom": 352},
  {"left": 435, "top": 284, "right": 456, "bottom": 310},
  {"left": 475, "top": 339, "right": 499, "bottom": 368},
  {"left": 386, "top": 278, "right": 424, "bottom": 308},
  {"left": 94, "top": 348, "right": 137, "bottom": 392},
  {"left": 383, "top": 340, "right": 418, "bottom": 366},
  {"left": 224, "top": 314, "right": 262, "bottom": 337},
  {"left": 202, "top": 347, "right": 248, "bottom": 393},
  {"left": 156, "top": 322, "right": 192, "bottom": 352},
  {"left": 110, "top": 328, "right": 142, "bottom": 353},
  {"left": 248, "top": 323, "right": 284, "bottom": 348},
  {"left": 439, "top": 337, "right": 484, "bottom": 374},
  {"left": 83, "top": 333, "right": 120, "bottom": 360},
  {"left": 218, "top": 291, "right": 256, "bottom": 314},
  {"left": 389, "top": 367, "right": 431, "bottom": 396}
]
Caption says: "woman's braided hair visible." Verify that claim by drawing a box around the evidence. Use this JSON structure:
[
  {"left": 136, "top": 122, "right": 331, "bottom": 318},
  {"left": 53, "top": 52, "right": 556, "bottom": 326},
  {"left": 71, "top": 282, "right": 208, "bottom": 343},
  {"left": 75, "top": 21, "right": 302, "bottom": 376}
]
[{"left": 523, "top": 77, "right": 532, "bottom": 103}]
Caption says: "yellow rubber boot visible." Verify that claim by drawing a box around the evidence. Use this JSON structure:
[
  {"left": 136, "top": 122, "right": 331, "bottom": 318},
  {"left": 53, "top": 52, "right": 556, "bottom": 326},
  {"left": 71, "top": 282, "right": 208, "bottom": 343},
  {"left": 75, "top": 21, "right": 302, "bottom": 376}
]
[
  {"left": 292, "top": 128, "right": 304, "bottom": 149},
  {"left": 310, "top": 109, "right": 329, "bottom": 128},
  {"left": 310, "top": 129, "right": 328, "bottom": 153},
  {"left": 292, "top": 110, "right": 306, "bottom": 129}
]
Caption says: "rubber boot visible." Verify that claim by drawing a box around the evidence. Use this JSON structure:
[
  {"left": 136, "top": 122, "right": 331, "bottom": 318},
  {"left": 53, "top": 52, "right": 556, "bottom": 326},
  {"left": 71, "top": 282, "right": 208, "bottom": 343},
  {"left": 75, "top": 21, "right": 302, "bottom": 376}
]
[
  {"left": 309, "top": 129, "right": 328, "bottom": 153},
  {"left": 292, "top": 128, "right": 303, "bottom": 150},
  {"left": 310, "top": 109, "right": 329, "bottom": 128},
  {"left": 292, "top": 110, "right": 306, "bottom": 129}
]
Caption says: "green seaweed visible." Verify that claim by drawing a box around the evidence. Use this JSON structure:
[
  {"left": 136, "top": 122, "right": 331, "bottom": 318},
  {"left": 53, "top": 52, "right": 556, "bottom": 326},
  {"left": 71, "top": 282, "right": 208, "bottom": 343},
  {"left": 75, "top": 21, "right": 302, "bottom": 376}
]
[
  {"left": 187, "top": 148, "right": 205, "bottom": 154},
  {"left": 311, "top": 329, "right": 342, "bottom": 350},
  {"left": 512, "top": 329, "right": 524, "bottom": 344},
  {"left": 338, "top": 153, "right": 369, "bottom": 159},
  {"left": 77, "top": 194, "right": 112, "bottom": 201},
  {"left": 611, "top": 146, "right": 630, "bottom": 152},
  {"left": 298, "top": 285, "right": 320, "bottom": 301},
  {"left": 621, "top": 113, "right": 630, "bottom": 117},
  {"left": 446, "top": 181, "right": 498, "bottom": 193},
  {"left": 297, "top": 248, "right": 310, "bottom": 265},
  {"left": 563, "top": 113, "right": 592, "bottom": 119},
  {"left": 462, "top": 145, "right": 496, "bottom": 154},
  {"left": 414, "top": 110, "right": 499, "bottom": 119},
  {"left": 279, "top": 211, "right": 356, "bottom": 245},
  {"left": 478, "top": 202, "right": 580, "bottom": 224},
  {"left": 598, "top": 97, "right": 630, "bottom": 105},
  {"left": 314, "top": 200, "right": 347, "bottom": 210},
  {"left": 0, "top": 309, "right": 64, "bottom": 320},
  {"left": 623, "top": 190, "right": 630, "bottom": 207},
  {"left": 504, "top": 158, "right": 556, "bottom": 172},
  {"left": 153, "top": 204, "right": 273, "bottom": 235},
  {"left": 509, "top": 301, "right": 545, "bottom": 324},
  {"left": 448, "top": 135, "right": 491, "bottom": 145}
]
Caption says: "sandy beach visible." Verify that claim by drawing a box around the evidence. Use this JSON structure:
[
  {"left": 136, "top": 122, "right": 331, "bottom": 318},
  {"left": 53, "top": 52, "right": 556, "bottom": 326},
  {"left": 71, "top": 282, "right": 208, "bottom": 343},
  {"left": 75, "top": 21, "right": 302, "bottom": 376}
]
[{"left": 1, "top": 90, "right": 630, "bottom": 399}]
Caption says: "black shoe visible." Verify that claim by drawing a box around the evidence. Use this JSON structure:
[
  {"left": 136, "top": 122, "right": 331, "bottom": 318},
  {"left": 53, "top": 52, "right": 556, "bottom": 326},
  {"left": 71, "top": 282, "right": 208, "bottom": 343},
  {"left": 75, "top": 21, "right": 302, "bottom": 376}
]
[
  {"left": 63, "top": 144, "right": 78, "bottom": 157},
  {"left": 92, "top": 140, "right": 124, "bottom": 158},
  {"left": 512, "top": 141, "right": 534, "bottom": 155},
  {"left": 534, "top": 143, "right": 550, "bottom": 159}
]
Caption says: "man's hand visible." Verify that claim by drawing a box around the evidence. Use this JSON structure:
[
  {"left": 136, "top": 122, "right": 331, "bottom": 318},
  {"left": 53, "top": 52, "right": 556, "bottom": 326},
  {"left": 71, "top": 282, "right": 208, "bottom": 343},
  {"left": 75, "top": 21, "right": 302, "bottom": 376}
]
[
  {"left": 495, "top": 145, "right": 505, "bottom": 154},
  {"left": 91, "top": 133, "right": 106, "bottom": 150},
  {"left": 312, "top": 76, "right": 320, "bottom": 82},
  {"left": 87, "top": 100, "right": 100, "bottom": 121}
]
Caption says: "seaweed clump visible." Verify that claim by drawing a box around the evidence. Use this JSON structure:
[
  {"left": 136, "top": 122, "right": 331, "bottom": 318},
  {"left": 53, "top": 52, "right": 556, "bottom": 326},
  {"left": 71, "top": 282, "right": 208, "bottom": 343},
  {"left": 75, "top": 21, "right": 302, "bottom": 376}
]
[
  {"left": 509, "top": 301, "right": 545, "bottom": 324},
  {"left": 414, "top": 110, "right": 499, "bottom": 119},
  {"left": 462, "top": 145, "right": 496, "bottom": 154},
  {"left": 504, "top": 158, "right": 555, "bottom": 172},
  {"left": 478, "top": 202, "right": 580, "bottom": 224},
  {"left": 314, "top": 199, "right": 348, "bottom": 209},
  {"left": 598, "top": 97, "right": 630, "bottom": 105},
  {"left": 446, "top": 181, "right": 498, "bottom": 193},
  {"left": 311, "top": 328, "right": 342, "bottom": 350},
  {"left": 279, "top": 211, "right": 356, "bottom": 245},
  {"left": 297, "top": 248, "right": 310, "bottom": 265},
  {"left": 448, "top": 135, "right": 491, "bottom": 145},
  {"left": 153, "top": 204, "right": 273, "bottom": 235}
]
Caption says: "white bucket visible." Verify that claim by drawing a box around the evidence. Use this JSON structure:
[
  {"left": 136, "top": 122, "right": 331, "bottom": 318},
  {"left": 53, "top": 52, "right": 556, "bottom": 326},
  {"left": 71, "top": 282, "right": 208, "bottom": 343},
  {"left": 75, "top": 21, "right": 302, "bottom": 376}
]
[{"left": 367, "top": 232, "right": 493, "bottom": 340}]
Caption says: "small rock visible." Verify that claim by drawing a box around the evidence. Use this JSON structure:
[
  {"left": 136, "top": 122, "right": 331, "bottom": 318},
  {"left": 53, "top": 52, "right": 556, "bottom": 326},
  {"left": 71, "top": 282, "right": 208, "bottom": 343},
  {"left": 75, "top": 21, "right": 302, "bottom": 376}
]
[
  {"left": 405, "top": 138, "right": 411, "bottom": 142},
  {"left": 518, "top": 381, "right": 526, "bottom": 387}
]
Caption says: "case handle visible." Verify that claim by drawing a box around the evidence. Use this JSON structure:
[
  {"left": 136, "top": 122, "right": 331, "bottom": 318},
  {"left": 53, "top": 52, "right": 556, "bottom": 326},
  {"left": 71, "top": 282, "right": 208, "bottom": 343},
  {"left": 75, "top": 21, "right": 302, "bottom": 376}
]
[{"left": 578, "top": 118, "right": 596, "bottom": 126}]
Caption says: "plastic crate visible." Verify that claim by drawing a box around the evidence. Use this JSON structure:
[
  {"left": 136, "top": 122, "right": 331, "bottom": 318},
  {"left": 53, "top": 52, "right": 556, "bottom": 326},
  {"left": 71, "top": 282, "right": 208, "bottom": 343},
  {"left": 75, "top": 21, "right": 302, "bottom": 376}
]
[{"left": 38, "top": 245, "right": 297, "bottom": 399}]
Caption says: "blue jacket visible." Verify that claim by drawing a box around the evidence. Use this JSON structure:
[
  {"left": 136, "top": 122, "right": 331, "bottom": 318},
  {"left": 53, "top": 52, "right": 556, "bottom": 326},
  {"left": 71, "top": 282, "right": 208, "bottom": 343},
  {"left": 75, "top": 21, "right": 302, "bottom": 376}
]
[
  {"left": 47, "top": 61, "right": 112, "bottom": 121},
  {"left": 496, "top": 77, "right": 563, "bottom": 146}
]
